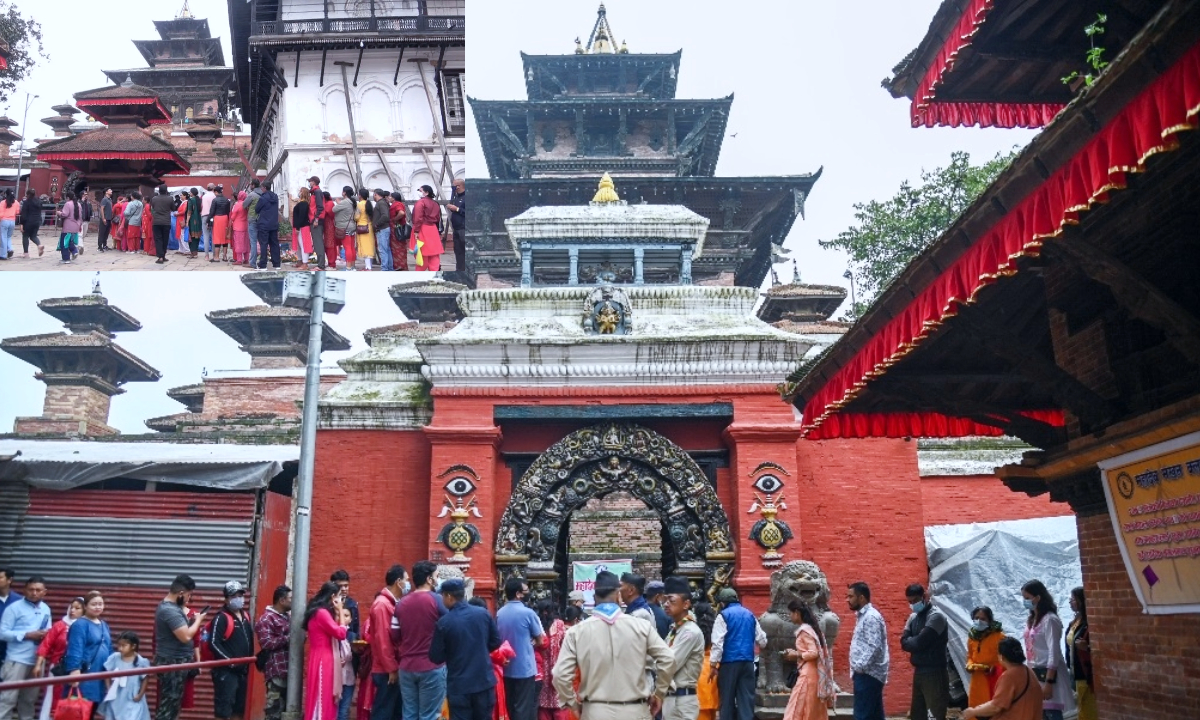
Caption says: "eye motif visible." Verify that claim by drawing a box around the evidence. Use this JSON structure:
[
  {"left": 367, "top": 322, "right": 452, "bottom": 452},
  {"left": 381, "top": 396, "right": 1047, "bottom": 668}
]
[
  {"left": 753, "top": 474, "right": 783, "bottom": 494},
  {"left": 445, "top": 477, "right": 477, "bottom": 497}
]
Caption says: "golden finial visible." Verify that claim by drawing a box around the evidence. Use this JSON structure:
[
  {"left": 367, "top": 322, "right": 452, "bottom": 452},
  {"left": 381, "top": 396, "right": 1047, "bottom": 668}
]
[
  {"left": 619, "top": 40, "right": 629, "bottom": 54},
  {"left": 592, "top": 173, "right": 620, "bottom": 204},
  {"left": 575, "top": 37, "right": 584, "bottom": 54}
]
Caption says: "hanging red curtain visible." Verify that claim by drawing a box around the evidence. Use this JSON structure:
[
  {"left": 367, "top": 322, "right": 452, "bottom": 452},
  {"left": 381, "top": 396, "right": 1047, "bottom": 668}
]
[{"left": 802, "top": 39, "right": 1200, "bottom": 439}]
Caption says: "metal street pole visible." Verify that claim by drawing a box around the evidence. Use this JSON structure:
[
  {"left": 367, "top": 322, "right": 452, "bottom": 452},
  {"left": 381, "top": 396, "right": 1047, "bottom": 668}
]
[
  {"left": 15, "top": 93, "right": 37, "bottom": 199},
  {"left": 283, "top": 271, "right": 326, "bottom": 720}
]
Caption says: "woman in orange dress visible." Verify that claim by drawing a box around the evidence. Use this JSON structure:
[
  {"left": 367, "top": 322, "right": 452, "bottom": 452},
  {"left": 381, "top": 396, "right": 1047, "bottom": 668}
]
[
  {"left": 966, "top": 606, "right": 1003, "bottom": 707},
  {"left": 694, "top": 601, "right": 719, "bottom": 720},
  {"left": 174, "top": 194, "right": 189, "bottom": 250},
  {"left": 210, "top": 186, "right": 232, "bottom": 262},
  {"left": 231, "top": 192, "right": 250, "bottom": 265}
]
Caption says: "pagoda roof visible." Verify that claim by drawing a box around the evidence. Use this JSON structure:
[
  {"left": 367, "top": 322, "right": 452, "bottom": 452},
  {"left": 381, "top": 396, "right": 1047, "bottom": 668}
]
[
  {"left": 37, "top": 295, "right": 142, "bottom": 335},
  {"left": 206, "top": 306, "right": 353, "bottom": 354},
  {"left": 40, "top": 116, "right": 75, "bottom": 128},
  {"left": 0, "top": 115, "right": 17, "bottom": 127},
  {"left": 50, "top": 104, "right": 79, "bottom": 115},
  {"left": 133, "top": 36, "right": 225, "bottom": 68},
  {"left": 153, "top": 16, "right": 212, "bottom": 40},
  {"left": 757, "top": 283, "right": 847, "bottom": 324},
  {"left": 787, "top": 2, "right": 1200, "bottom": 446},
  {"left": 389, "top": 280, "right": 470, "bottom": 323},
  {"left": 0, "top": 331, "right": 162, "bottom": 385},
  {"left": 467, "top": 173, "right": 821, "bottom": 288},
  {"left": 74, "top": 84, "right": 173, "bottom": 125},
  {"left": 520, "top": 51, "right": 682, "bottom": 100},
  {"left": 35, "top": 126, "right": 191, "bottom": 176},
  {"left": 471, "top": 95, "right": 732, "bottom": 180},
  {"left": 0, "top": 128, "right": 21, "bottom": 143},
  {"left": 882, "top": 0, "right": 1165, "bottom": 128}
]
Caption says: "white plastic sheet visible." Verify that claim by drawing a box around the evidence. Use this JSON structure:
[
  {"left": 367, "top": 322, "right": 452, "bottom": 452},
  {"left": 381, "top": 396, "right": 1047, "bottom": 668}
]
[{"left": 925, "top": 516, "right": 1082, "bottom": 692}]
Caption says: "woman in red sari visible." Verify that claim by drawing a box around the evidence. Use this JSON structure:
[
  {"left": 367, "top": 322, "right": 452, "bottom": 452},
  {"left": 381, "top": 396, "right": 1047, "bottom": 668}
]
[
  {"left": 304, "top": 582, "right": 348, "bottom": 720},
  {"left": 490, "top": 641, "right": 516, "bottom": 720},
  {"left": 231, "top": 191, "right": 250, "bottom": 265},
  {"left": 536, "top": 601, "right": 569, "bottom": 720},
  {"left": 34, "top": 597, "right": 83, "bottom": 720},
  {"left": 112, "top": 195, "right": 127, "bottom": 251},
  {"left": 411, "top": 185, "right": 443, "bottom": 271}
]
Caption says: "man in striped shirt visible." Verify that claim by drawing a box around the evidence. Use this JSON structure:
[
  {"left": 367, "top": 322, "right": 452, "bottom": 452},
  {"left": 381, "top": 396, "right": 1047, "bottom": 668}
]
[{"left": 846, "top": 582, "right": 889, "bottom": 720}]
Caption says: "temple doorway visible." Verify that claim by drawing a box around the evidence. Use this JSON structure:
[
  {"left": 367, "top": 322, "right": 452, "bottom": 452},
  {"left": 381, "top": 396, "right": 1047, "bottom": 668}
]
[{"left": 494, "top": 422, "right": 735, "bottom": 603}]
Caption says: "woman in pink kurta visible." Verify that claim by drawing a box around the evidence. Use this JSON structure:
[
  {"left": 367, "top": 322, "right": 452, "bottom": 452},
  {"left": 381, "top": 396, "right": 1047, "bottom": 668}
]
[
  {"left": 304, "top": 582, "right": 348, "bottom": 720},
  {"left": 781, "top": 601, "right": 834, "bottom": 720},
  {"left": 231, "top": 192, "right": 250, "bottom": 265}
]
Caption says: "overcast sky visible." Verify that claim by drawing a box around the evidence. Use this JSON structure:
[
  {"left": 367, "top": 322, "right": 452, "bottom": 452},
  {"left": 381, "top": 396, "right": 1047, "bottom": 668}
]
[
  {"left": 5, "top": 0, "right": 234, "bottom": 145},
  {"left": 0, "top": 272, "right": 424, "bottom": 434},
  {"left": 465, "top": 0, "right": 1039, "bottom": 296}
]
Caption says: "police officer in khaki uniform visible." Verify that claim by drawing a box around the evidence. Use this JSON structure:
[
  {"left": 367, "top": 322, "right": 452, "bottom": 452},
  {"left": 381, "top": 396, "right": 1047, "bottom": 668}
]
[
  {"left": 553, "top": 571, "right": 676, "bottom": 720},
  {"left": 661, "top": 577, "right": 704, "bottom": 720}
]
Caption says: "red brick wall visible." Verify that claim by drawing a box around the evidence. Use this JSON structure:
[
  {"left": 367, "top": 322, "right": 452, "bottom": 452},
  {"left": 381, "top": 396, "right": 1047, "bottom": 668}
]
[
  {"left": 200, "top": 376, "right": 340, "bottom": 420},
  {"left": 920, "top": 475, "right": 1073, "bottom": 526},
  {"left": 795, "top": 437, "right": 926, "bottom": 714},
  {"left": 310, "top": 429, "right": 431, "bottom": 599},
  {"left": 1077, "top": 511, "right": 1200, "bottom": 719}
]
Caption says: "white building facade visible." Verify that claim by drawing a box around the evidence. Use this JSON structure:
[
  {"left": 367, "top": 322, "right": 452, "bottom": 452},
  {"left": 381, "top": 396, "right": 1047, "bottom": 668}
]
[{"left": 232, "top": 0, "right": 464, "bottom": 199}]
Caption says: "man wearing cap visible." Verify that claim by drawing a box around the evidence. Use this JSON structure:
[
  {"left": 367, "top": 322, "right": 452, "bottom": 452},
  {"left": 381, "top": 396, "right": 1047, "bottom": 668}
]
[
  {"left": 210, "top": 581, "right": 255, "bottom": 720},
  {"left": 567, "top": 591, "right": 586, "bottom": 612},
  {"left": 553, "top": 571, "right": 676, "bottom": 720},
  {"left": 660, "top": 577, "right": 703, "bottom": 720},
  {"left": 644, "top": 581, "right": 671, "bottom": 640},
  {"left": 496, "top": 577, "right": 544, "bottom": 720},
  {"left": 707, "top": 589, "right": 766, "bottom": 720},
  {"left": 429, "top": 579, "right": 502, "bottom": 720}
]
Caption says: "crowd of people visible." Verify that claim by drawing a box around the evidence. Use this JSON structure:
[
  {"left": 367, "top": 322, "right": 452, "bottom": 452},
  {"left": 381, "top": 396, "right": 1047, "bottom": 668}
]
[
  {"left": 0, "top": 566, "right": 1097, "bottom": 720},
  {"left": 0, "top": 177, "right": 467, "bottom": 272}
]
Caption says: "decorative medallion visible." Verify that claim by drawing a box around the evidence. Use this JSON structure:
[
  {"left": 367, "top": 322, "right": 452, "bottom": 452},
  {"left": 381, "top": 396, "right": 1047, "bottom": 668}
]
[
  {"left": 583, "top": 284, "right": 632, "bottom": 335},
  {"left": 436, "top": 494, "right": 483, "bottom": 565},
  {"left": 748, "top": 492, "right": 794, "bottom": 568}
]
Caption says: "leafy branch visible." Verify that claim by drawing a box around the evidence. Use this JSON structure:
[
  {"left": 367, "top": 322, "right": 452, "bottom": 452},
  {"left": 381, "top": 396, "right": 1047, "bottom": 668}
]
[
  {"left": 1062, "top": 13, "right": 1109, "bottom": 88},
  {"left": 0, "top": 1, "right": 48, "bottom": 105}
]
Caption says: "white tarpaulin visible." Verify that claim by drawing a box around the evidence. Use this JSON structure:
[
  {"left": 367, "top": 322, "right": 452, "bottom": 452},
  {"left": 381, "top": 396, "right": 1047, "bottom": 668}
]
[
  {"left": 926, "top": 516, "right": 1082, "bottom": 692},
  {"left": 0, "top": 439, "right": 298, "bottom": 490}
]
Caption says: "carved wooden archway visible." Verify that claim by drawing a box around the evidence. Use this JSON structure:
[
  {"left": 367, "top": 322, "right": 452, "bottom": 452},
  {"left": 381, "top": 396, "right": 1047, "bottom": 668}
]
[{"left": 494, "top": 422, "right": 735, "bottom": 599}]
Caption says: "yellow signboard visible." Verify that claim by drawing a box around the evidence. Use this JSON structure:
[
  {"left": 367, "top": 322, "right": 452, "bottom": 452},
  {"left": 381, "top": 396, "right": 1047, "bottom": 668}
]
[{"left": 1099, "top": 431, "right": 1200, "bottom": 614}]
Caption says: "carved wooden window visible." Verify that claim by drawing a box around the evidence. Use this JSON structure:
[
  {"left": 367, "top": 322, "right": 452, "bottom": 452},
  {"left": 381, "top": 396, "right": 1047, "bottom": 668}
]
[{"left": 442, "top": 72, "right": 465, "bottom": 136}]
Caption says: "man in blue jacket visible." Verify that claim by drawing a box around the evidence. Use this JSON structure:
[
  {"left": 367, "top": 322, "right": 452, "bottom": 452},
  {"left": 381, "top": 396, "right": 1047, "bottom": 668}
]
[
  {"left": 707, "top": 588, "right": 766, "bottom": 720},
  {"left": 429, "top": 580, "right": 501, "bottom": 720},
  {"left": 254, "top": 181, "right": 281, "bottom": 269}
]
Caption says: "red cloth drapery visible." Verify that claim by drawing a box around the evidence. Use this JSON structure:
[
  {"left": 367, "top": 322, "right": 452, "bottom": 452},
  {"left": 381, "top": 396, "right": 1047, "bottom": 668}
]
[
  {"left": 805, "top": 411, "right": 1064, "bottom": 441},
  {"left": 802, "top": 39, "right": 1200, "bottom": 440},
  {"left": 909, "top": 0, "right": 1066, "bottom": 128},
  {"left": 76, "top": 97, "right": 173, "bottom": 124}
]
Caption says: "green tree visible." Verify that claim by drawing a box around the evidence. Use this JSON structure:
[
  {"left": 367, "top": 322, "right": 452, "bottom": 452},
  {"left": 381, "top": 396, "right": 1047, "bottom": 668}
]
[
  {"left": 0, "top": 1, "right": 47, "bottom": 106},
  {"left": 821, "top": 149, "right": 1017, "bottom": 319}
]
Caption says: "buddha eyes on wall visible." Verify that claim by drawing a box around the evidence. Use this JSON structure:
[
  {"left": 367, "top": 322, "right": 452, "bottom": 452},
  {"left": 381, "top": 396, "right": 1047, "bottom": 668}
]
[
  {"left": 753, "top": 474, "right": 783, "bottom": 494},
  {"left": 445, "top": 476, "right": 477, "bottom": 496}
]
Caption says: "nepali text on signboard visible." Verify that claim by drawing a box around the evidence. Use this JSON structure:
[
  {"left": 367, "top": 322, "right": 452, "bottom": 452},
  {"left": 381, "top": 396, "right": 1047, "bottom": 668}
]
[
  {"left": 1099, "top": 430, "right": 1200, "bottom": 614},
  {"left": 571, "top": 559, "right": 633, "bottom": 609}
]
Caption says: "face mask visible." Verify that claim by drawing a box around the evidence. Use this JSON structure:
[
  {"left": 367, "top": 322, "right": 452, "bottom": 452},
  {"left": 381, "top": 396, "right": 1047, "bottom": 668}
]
[
  {"left": 973, "top": 620, "right": 988, "bottom": 632},
  {"left": 403, "top": 581, "right": 412, "bottom": 594},
  {"left": 228, "top": 597, "right": 245, "bottom": 611},
  {"left": 910, "top": 601, "right": 925, "bottom": 613},
  {"left": 1022, "top": 599, "right": 1035, "bottom": 611}
]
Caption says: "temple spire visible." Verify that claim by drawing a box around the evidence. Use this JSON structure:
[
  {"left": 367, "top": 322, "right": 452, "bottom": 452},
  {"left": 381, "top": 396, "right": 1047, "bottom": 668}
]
[
  {"left": 177, "top": 0, "right": 193, "bottom": 19},
  {"left": 584, "top": 3, "right": 620, "bottom": 54},
  {"left": 592, "top": 172, "right": 621, "bottom": 204}
]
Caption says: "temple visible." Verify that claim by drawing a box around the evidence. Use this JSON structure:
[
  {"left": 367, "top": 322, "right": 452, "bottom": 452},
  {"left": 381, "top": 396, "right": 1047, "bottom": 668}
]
[
  {"left": 466, "top": 5, "right": 819, "bottom": 288},
  {"left": 34, "top": 80, "right": 190, "bottom": 194},
  {"left": 0, "top": 288, "right": 160, "bottom": 437}
]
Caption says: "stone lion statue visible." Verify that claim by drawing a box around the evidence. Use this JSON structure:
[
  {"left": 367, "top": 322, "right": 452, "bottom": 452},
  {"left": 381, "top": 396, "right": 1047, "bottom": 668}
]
[
  {"left": 437, "top": 564, "right": 474, "bottom": 599},
  {"left": 755, "top": 560, "right": 841, "bottom": 695}
]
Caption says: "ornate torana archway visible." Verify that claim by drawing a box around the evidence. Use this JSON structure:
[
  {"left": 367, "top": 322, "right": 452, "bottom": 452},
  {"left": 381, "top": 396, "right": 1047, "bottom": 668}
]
[{"left": 494, "top": 423, "right": 735, "bottom": 598}]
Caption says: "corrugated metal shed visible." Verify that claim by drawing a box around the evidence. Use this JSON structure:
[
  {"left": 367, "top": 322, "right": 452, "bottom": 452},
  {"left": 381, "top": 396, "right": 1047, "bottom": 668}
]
[{"left": 0, "top": 482, "right": 29, "bottom": 568}]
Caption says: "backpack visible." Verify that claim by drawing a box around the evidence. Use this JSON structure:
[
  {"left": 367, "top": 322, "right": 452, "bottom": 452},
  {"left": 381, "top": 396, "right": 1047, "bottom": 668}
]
[{"left": 199, "top": 611, "right": 238, "bottom": 662}]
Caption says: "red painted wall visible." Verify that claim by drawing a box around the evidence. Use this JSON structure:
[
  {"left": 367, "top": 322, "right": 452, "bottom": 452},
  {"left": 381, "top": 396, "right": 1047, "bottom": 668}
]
[
  {"left": 920, "top": 475, "right": 1073, "bottom": 526},
  {"left": 794, "top": 437, "right": 926, "bottom": 714},
  {"left": 310, "top": 429, "right": 431, "bottom": 599},
  {"left": 1076, "top": 511, "right": 1200, "bottom": 719}
]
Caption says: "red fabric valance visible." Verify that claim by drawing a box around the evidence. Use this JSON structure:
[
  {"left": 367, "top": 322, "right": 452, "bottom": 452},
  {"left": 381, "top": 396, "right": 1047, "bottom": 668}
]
[
  {"left": 804, "top": 410, "right": 1065, "bottom": 441},
  {"left": 801, "top": 39, "right": 1200, "bottom": 439},
  {"left": 76, "top": 97, "right": 173, "bottom": 124},
  {"left": 38, "top": 152, "right": 185, "bottom": 162},
  {"left": 909, "top": 0, "right": 1064, "bottom": 128}
]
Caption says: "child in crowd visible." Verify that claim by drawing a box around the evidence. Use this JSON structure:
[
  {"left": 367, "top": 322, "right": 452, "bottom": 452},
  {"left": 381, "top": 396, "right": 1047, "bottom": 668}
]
[
  {"left": 102, "top": 631, "right": 150, "bottom": 720},
  {"left": 338, "top": 606, "right": 356, "bottom": 720}
]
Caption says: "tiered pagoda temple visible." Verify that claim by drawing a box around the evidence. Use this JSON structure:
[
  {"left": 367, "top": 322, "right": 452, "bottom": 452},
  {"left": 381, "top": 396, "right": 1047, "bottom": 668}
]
[
  {"left": 35, "top": 80, "right": 190, "bottom": 194},
  {"left": 467, "top": 4, "right": 820, "bottom": 288},
  {"left": 145, "top": 272, "right": 349, "bottom": 437},
  {"left": 102, "top": 2, "right": 237, "bottom": 124},
  {"left": 0, "top": 290, "right": 160, "bottom": 437}
]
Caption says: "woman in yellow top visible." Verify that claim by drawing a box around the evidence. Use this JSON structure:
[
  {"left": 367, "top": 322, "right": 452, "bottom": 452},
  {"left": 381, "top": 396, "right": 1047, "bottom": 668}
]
[
  {"left": 354, "top": 187, "right": 376, "bottom": 270},
  {"left": 965, "top": 606, "right": 1004, "bottom": 707}
]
